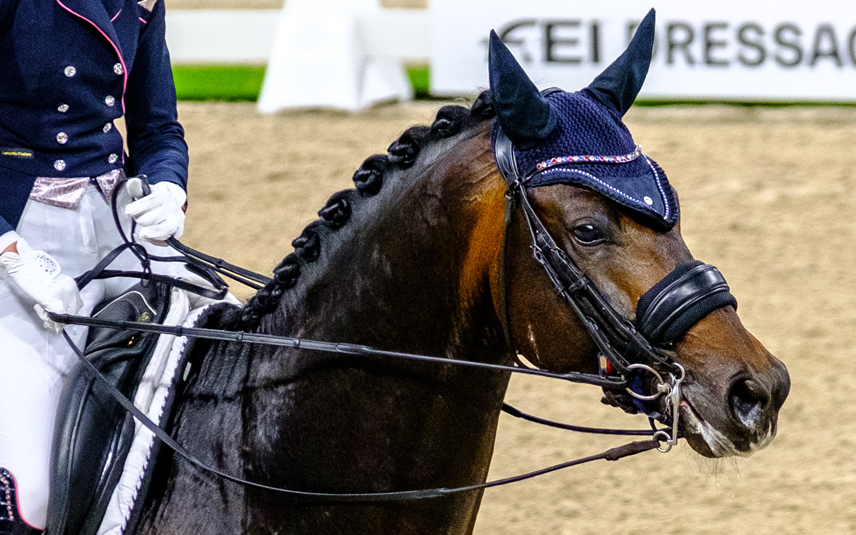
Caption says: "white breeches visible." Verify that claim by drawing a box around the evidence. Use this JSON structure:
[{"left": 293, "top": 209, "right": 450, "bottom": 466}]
[{"left": 0, "top": 184, "right": 183, "bottom": 528}]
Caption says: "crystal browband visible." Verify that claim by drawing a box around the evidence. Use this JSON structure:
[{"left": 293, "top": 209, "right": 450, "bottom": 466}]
[{"left": 534, "top": 145, "right": 643, "bottom": 172}]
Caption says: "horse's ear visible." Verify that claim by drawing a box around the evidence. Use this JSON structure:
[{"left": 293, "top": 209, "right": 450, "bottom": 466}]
[
  {"left": 585, "top": 8, "right": 656, "bottom": 117},
  {"left": 488, "top": 30, "right": 557, "bottom": 148}
]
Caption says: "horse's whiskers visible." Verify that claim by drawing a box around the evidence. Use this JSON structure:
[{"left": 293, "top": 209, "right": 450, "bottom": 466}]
[{"left": 687, "top": 448, "right": 740, "bottom": 485}]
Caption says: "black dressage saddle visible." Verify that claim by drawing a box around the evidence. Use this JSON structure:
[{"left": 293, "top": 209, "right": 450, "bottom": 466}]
[{"left": 46, "top": 281, "right": 171, "bottom": 535}]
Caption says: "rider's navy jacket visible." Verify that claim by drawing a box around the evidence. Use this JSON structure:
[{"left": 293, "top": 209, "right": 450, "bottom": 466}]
[{"left": 0, "top": 0, "right": 188, "bottom": 236}]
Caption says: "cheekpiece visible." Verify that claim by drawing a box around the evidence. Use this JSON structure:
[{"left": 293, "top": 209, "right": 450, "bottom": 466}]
[{"left": 495, "top": 90, "right": 679, "bottom": 230}]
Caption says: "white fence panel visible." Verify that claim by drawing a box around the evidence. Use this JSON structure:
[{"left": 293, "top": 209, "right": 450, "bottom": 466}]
[
  {"left": 430, "top": 0, "right": 856, "bottom": 101},
  {"left": 165, "top": 9, "right": 430, "bottom": 64}
]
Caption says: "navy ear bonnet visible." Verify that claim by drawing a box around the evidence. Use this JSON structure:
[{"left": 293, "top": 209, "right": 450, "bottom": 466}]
[
  {"left": 493, "top": 90, "right": 679, "bottom": 230},
  {"left": 489, "top": 8, "right": 679, "bottom": 230}
]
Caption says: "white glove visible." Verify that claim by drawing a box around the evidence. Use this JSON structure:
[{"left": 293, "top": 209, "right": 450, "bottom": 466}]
[
  {"left": 0, "top": 237, "right": 83, "bottom": 333},
  {"left": 124, "top": 178, "right": 187, "bottom": 246}
]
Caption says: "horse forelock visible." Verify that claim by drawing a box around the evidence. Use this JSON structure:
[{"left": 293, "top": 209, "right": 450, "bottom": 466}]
[{"left": 238, "top": 92, "right": 498, "bottom": 331}]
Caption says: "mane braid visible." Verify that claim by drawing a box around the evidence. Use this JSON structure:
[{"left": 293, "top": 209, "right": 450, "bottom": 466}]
[{"left": 238, "top": 91, "right": 496, "bottom": 331}]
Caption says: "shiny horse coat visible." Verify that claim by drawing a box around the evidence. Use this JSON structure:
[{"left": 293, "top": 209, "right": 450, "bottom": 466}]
[{"left": 128, "top": 10, "right": 789, "bottom": 534}]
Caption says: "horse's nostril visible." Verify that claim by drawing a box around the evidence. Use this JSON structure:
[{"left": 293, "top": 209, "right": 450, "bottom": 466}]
[{"left": 728, "top": 379, "right": 769, "bottom": 429}]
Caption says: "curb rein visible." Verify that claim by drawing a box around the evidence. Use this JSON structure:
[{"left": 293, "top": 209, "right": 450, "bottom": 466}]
[{"left": 48, "top": 171, "right": 688, "bottom": 502}]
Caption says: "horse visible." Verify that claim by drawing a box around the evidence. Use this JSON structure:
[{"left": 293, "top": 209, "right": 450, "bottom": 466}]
[{"left": 127, "top": 10, "right": 790, "bottom": 534}]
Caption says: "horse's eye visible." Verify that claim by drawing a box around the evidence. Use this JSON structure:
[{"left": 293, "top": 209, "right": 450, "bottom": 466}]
[{"left": 572, "top": 224, "right": 604, "bottom": 245}]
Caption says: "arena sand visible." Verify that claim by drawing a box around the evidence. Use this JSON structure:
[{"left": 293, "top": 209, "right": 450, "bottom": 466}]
[{"left": 172, "top": 100, "right": 856, "bottom": 534}]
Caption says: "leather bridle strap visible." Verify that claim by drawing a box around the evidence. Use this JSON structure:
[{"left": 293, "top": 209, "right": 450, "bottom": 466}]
[
  {"left": 74, "top": 241, "right": 230, "bottom": 301},
  {"left": 113, "top": 176, "right": 273, "bottom": 291},
  {"left": 71, "top": 176, "right": 270, "bottom": 302},
  {"left": 50, "top": 312, "right": 625, "bottom": 389},
  {"left": 635, "top": 261, "right": 736, "bottom": 345},
  {"left": 494, "top": 130, "right": 675, "bottom": 376},
  {"left": 493, "top": 131, "right": 635, "bottom": 373},
  {"left": 58, "top": 326, "right": 658, "bottom": 501},
  {"left": 164, "top": 236, "right": 272, "bottom": 290}
]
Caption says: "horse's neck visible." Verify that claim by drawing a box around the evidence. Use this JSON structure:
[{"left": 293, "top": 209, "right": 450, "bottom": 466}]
[
  {"left": 142, "top": 125, "right": 514, "bottom": 534},
  {"left": 249, "top": 124, "right": 512, "bottom": 490},
  {"left": 239, "top": 125, "right": 511, "bottom": 529},
  {"left": 272, "top": 125, "right": 510, "bottom": 365}
]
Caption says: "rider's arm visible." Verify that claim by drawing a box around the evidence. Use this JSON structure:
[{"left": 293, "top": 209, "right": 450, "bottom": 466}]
[
  {"left": 123, "top": 0, "right": 188, "bottom": 192},
  {"left": 121, "top": 1, "right": 188, "bottom": 245},
  {"left": 0, "top": 1, "right": 20, "bottom": 252}
]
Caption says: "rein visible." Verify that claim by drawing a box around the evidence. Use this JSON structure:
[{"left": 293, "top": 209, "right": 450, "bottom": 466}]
[
  {"left": 56, "top": 329, "right": 658, "bottom": 502},
  {"left": 51, "top": 311, "right": 627, "bottom": 389},
  {"left": 50, "top": 173, "right": 683, "bottom": 501}
]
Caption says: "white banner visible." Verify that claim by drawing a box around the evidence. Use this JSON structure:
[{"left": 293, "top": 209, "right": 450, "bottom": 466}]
[{"left": 430, "top": 0, "right": 856, "bottom": 101}]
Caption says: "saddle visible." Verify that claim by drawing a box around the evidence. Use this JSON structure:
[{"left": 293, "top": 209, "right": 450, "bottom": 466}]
[{"left": 46, "top": 281, "right": 173, "bottom": 535}]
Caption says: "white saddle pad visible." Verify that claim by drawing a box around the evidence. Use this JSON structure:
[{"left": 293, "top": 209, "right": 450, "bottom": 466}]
[{"left": 96, "top": 285, "right": 238, "bottom": 535}]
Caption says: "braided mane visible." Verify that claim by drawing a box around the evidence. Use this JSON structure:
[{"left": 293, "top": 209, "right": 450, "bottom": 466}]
[{"left": 236, "top": 92, "right": 497, "bottom": 331}]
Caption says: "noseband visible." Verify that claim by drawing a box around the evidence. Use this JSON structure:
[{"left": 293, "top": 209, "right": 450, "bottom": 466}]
[{"left": 494, "top": 129, "right": 736, "bottom": 448}]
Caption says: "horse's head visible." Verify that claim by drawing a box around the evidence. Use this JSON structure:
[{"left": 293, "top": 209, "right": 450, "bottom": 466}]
[{"left": 492, "top": 9, "right": 789, "bottom": 458}]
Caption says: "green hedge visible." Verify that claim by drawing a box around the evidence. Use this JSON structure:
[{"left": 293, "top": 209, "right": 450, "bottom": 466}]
[{"left": 173, "top": 65, "right": 431, "bottom": 101}]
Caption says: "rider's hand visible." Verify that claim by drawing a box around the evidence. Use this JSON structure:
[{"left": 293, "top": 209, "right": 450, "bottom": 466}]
[
  {"left": 124, "top": 177, "right": 187, "bottom": 246},
  {"left": 0, "top": 235, "right": 83, "bottom": 333}
]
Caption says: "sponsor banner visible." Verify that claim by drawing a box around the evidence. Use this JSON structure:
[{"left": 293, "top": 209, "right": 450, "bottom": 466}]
[{"left": 430, "top": 0, "right": 856, "bottom": 101}]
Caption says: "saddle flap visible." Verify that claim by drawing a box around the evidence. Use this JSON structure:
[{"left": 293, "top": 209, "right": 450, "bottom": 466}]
[{"left": 47, "top": 281, "right": 171, "bottom": 535}]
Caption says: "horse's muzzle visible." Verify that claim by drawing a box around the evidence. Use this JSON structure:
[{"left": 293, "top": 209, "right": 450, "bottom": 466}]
[{"left": 682, "top": 355, "right": 790, "bottom": 458}]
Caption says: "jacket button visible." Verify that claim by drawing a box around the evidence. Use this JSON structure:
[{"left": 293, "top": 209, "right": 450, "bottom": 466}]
[
  {"left": 105, "top": 95, "right": 115, "bottom": 107},
  {"left": 64, "top": 66, "right": 76, "bottom": 77},
  {"left": 57, "top": 104, "right": 69, "bottom": 113},
  {"left": 56, "top": 132, "right": 68, "bottom": 144},
  {"left": 113, "top": 63, "right": 124, "bottom": 75},
  {"left": 108, "top": 153, "right": 119, "bottom": 163},
  {"left": 54, "top": 160, "right": 67, "bottom": 171},
  {"left": 103, "top": 123, "right": 113, "bottom": 133}
]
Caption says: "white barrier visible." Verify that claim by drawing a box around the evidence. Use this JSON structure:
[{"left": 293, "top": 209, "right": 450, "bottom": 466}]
[
  {"left": 165, "top": 7, "right": 430, "bottom": 111},
  {"left": 165, "top": 9, "right": 430, "bottom": 65},
  {"left": 430, "top": 0, "right": 856, "bottom": 101},
  {"left": 165, "top": 10, "right": 280, "bottom": 64},
  {"left": 257, "top": 0, "right": 407, "bottom": 112},
  {"left": 167, "top": 2, "right": 856, "bottom": 104}
]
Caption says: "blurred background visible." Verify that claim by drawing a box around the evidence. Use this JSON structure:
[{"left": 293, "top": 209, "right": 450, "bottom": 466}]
[{"left": 164, "top": 0, "right": 429, "bottom": 102}]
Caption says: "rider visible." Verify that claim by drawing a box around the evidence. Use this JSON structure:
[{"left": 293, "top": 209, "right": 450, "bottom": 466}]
[{"left": 0, "top": 0, "right": 188, "bottom": 531}]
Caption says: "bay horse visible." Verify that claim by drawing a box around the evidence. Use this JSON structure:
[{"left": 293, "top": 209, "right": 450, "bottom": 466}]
[{"left": 129, "top": 10, "right": 789, "bottom": 534}]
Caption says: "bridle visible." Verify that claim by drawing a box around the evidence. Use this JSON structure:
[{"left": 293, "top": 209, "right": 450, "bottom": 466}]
[
  {"left": 493, "top": 127, "right": 737, "bottom": 452},
  {"left": 48, "top": 143, "right": 736, "bottom": 500}
]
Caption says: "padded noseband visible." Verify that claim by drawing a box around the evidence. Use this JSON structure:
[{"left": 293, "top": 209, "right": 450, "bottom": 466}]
[{"left": 635, "top": 261, "right": 737, "bottom": 345}]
